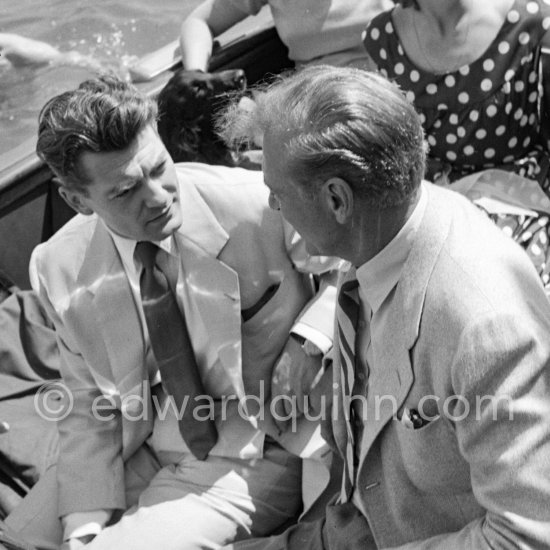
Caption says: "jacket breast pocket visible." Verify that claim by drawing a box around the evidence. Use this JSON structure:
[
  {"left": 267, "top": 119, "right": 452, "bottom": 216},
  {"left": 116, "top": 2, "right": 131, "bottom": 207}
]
[
  {"left": 240, "top": 269, "right": 311, "bottom": 395},
  {"left": 393, "top": 416, "right": 471, "bottom": 495},
  {"left": 241, "top": 283, "right": 281, "bottom": 322},
  {"left": 242, "top": 268, "right": 310, "bottom": 334}
]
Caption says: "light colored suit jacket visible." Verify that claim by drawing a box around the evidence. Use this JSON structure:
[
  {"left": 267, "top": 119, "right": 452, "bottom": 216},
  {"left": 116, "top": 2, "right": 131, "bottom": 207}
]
[
  {"left": 330, "top": 183, "right": 550, "bottom": 548},
  {"left": 30, "top": 163, "right": 337, "bottom": 517}
]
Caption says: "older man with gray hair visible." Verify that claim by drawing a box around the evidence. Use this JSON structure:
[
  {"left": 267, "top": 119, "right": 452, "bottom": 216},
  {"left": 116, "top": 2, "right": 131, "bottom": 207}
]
[{"left": 220, "top": 65, "right": 550, "bottom": 549}]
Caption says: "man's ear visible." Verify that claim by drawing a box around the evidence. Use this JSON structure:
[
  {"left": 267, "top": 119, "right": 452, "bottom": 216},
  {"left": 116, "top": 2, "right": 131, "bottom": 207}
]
[
  {"left": 322, "top": 177, "right": 354, "bottom": 224},
  {"left": 57, "top": 184, "right": 94, "bottom": 215}
]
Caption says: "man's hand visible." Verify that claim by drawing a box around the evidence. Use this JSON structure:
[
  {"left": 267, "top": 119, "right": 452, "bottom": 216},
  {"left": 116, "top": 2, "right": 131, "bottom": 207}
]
[{"left": 271, "top": 336, "right": 331, "bottom": 433}]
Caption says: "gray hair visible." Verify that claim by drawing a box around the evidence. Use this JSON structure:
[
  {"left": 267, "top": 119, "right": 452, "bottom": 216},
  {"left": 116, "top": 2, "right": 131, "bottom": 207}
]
[{"left": 218, "top": 65, "right": 425, "bottom": 209}]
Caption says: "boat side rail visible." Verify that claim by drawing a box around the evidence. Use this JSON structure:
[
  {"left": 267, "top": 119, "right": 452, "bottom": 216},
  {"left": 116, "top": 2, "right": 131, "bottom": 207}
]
[{"left": 0, "top": 9, "right": 288, "bottom": 218}]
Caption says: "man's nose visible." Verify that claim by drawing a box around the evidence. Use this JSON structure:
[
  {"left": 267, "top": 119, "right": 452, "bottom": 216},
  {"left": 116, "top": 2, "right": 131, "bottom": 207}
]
[{"left": 143, "top": 178, "right": 171, "bottom": 207}]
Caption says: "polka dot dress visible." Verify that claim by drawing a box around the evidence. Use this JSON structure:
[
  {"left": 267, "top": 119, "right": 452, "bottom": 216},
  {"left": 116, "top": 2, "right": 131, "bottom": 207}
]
[
  {"left": 365, "top": 0, "right": 550, "bottom": 294},
  {"left": 364, "top": 0, "right": 550, "bottom": 188}
]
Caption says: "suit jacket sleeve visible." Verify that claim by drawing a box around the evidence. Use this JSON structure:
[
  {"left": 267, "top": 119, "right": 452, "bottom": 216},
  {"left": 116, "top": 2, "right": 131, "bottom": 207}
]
[
  {"left": 29, "top": 248, "right": 125, "bottom": 519},
  {"left": 388, "top": 310, "right": 550, "bottom": 549}
]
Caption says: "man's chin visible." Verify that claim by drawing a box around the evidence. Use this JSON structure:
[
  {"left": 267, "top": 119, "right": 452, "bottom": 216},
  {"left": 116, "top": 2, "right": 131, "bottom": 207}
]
[
  {"left": 147, "top": 207, "right": 182, "bottom": 237},
  {"left": 153, "top": 218, "right": 182, "bottom": 241}
]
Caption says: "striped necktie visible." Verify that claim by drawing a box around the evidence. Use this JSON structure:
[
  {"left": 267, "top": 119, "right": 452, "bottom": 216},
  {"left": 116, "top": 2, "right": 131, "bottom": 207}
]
[
  {"left": 135, "top": 241, "right": 217, "bottom": 460},
  {"left": 336, "top": 268, "right": 360, "bottom": 499}
]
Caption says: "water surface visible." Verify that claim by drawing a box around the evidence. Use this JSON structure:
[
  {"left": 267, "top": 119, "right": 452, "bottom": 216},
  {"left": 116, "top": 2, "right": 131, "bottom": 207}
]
[{"left": 1, "top": 0, "right": 201, "bottom": 155}]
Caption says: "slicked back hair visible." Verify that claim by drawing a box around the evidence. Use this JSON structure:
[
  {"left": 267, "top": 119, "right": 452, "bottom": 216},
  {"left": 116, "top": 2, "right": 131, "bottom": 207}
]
[
  {"left": 36, "top": 74, "right": 157, "bottom": 190},
  {"left": 219, "top": 65, "right": 426, "bottom": 209}
]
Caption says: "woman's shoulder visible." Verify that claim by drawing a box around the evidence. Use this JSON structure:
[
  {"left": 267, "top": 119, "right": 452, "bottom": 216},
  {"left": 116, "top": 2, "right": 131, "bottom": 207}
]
[
  {"left": 363, "top": 8, "right": 402, "bottom": 63},
  {"left": 365, "top": 0, "right": 550, "bottom": 108},
  {"left": 364, "top": 7, "right": 395, "bottom": 40}
]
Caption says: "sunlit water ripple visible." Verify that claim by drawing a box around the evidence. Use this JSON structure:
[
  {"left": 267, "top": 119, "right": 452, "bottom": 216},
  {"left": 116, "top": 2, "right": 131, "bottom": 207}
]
[{"left": 0, "top": 0, "right": 201, "bottom": 155}]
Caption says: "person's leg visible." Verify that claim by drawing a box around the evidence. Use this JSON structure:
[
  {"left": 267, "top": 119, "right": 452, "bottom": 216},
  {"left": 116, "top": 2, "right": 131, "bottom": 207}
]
[
  {"left": 223, "top": 501, "right": 375, "bottom": 550},
  {"left": 86, "top": 440, "right": 303, "bottom": 550}
]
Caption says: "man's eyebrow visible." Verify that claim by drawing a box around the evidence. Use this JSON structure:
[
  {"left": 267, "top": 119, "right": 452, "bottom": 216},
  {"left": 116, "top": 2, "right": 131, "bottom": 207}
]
[{"left": 107, "top": 177, "right": 137, "bottom": 196}]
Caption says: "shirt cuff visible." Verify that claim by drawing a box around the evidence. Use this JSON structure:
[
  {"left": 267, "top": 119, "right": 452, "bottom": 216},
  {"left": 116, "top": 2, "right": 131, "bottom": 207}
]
[
  {"left": 62, "top": 510, "right": 111, "bottom": 542},
  {"left": 291, "top": 324, "right": 332, "bottom": 355}
]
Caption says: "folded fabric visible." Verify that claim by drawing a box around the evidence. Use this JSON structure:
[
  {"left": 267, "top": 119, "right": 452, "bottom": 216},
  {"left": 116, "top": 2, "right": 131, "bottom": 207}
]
[{"left": 0, "top": 519, "right": 38, "bottom": 550}]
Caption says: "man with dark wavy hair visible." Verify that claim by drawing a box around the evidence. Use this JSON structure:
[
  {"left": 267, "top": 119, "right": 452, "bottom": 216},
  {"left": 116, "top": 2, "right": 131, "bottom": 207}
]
[
  {"left": 6, "top": 74, "right": 339, "bottom": 550},
  {"left": 219, "top": 65, "right": 550, "bottom": 549}
]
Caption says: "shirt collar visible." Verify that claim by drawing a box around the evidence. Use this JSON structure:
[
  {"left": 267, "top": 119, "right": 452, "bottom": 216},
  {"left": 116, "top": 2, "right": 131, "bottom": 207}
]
[
  {"left": 356, "top": 182, "right": 427, "bottom": 314},
  {"left": 104, "top": 221, "right": 175, "bottom": 276}
]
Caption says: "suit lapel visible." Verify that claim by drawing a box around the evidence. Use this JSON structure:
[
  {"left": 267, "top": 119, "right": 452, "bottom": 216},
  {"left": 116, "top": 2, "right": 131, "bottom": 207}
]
[
  {"left": 174, "top": 178, "right": 245, "bottom": 397},
  {"left": 358, "top": 184, "right": 452, "bottom": 461},
  {"left": 77, "top": 220, "right": 145, "bottom": 394}
]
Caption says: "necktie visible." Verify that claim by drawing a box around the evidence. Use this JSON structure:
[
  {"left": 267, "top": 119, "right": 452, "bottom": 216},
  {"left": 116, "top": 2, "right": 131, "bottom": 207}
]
[
  {"left": 335, "top": 269, "right": 361, "bottom": 499},
  {"left": 134, "top": 241, "right": 217, "bottom": 460}
]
